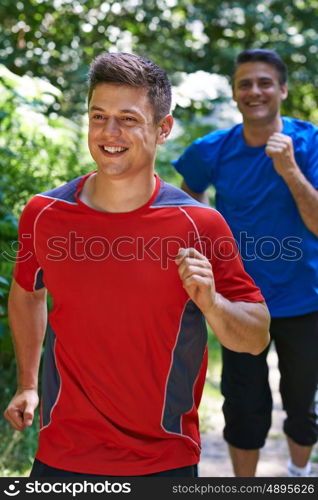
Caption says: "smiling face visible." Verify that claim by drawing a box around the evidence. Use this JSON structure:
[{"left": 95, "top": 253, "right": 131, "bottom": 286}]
[
  {"left": 232, "top": 62, "right": 288, "bottom": 126},
  {"left": 88, "top": 83, "right": 171, "bottom": 180}
]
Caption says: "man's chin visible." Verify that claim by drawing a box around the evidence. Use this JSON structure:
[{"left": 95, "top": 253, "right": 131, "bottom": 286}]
[{"left": 96, "top": 164, "right": 128, "bottom": 177}]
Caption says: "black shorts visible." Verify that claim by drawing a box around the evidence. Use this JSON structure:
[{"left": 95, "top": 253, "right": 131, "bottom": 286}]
[
  {"left": 30, "top": 458, "right": 198, "bottom": 477},
  {"left": 221, "top": 311, "right": 318, "bottom": 449}
]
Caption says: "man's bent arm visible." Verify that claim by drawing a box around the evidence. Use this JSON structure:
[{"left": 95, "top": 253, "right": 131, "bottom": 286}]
[
  {"left": 204, "top": 295, "right": 270, "bottom": 355},
  {"left": 181, "top": 181, "right": 210, "bottom": 205},
  {"left": 266, "top": 132, "right": 318, "bottom": 236},
  {"left": 4, "top": 279, "right": 47, "bottom": 431},
  {"left": 281, "top": 171, "right": 318, "bottom": 237},
  {"left": 176, "top": 248, "right": 270, "bottom": 355}
]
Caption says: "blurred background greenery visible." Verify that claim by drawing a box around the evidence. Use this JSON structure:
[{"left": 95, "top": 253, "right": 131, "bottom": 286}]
[{"left": 1, "top": 0, "right": 318, "bottom": 476}]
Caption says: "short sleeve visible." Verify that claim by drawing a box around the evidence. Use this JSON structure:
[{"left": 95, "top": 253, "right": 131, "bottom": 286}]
[
  {"left": 172, "top": 131, "right": 227, "bottom": 193},
  {"left": 207, "top": 211, "right": 264, "bottom": 303},
  {"left": 288, "top": 118, "right": 318, "bottom": 189},
  {"left": 13, "top": 197, "right": 46, "bottom": 291}
]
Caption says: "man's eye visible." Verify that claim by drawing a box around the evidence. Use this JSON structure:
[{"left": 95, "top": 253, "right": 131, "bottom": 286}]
[
  {"left": 122, "top": 116, "right": 136, "bottom": 122},
  {"left": 93, "top": 114, "right": 104, "bottom": 120}
]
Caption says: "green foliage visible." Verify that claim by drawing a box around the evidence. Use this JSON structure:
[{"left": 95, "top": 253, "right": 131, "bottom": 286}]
[
  {"left": 0, "top": 66, "right": 91, "bottom": 476},
  {"left": 0, "top": 65, "right": 88, "bottom": 215},
  {"left": 0, "top": 61, "right": 89, "bottom": 372},
  {"left": 156, "top": 119, "right": 214, "bottom": 185},
  {"left": 0, "top": 363, "right": 39, "bottom": 477},
  {"left": 1, "top": 0, "right": 318, "bottom": 122}
]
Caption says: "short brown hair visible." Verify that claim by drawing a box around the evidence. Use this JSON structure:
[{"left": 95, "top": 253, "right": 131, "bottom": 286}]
[
  {"left": 233, "top": 49, "right": 287, "bottom": 86},
  {"left": 87, "top": 52, "right": 172, "bottom": 123}
]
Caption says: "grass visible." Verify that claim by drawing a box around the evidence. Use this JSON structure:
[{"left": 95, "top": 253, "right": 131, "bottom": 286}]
[{"left": 0, "top": 423, "right": 38, "bottom": 477}]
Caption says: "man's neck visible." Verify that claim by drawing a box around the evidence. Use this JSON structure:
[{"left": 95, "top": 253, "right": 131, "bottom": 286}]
[
  {"left": 242, "top": 116, "right": 283, "bottom": 147},
  {"left": 80, "top": 171, "right": 156, "bottom": 213}
]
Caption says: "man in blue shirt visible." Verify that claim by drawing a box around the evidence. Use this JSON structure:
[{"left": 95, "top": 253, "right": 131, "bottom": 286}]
[{"left": 173, "top": 49, "right": 318, "bottom": 477}]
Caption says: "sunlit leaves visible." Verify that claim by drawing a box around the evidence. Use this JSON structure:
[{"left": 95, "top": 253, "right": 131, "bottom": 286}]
[{"left": 0, "top": 0, "right": 318, "bottom": 125}]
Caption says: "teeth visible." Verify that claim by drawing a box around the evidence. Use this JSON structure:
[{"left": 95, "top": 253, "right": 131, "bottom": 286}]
[{"left": 103, "top": 146, "right": 126, "bottom": 153}]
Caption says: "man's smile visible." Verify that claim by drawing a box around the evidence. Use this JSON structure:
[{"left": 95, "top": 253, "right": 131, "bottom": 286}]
[
  {"left": 246, "top": 101, "right": 266, "bottom": 107},
  {"left": 99, "top": 145, "right": 129, "bottom": 155}
]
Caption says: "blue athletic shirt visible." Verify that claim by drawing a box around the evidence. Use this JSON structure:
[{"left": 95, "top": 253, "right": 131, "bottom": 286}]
[{"left": 173, "top": 117, "right": 318, "bottom": 317}]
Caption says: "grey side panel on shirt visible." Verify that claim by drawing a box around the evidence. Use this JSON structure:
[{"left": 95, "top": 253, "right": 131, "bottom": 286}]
[
  {"left": 162, "top": 300, "right": 208, "bottom": 434},
  {"left": 41, "top": 324, "right": 61, "bottom": 427}
]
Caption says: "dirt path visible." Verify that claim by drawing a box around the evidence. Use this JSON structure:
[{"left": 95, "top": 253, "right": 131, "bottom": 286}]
[{"left": 199, "top": 347, "right": 318, "bottom": 477}]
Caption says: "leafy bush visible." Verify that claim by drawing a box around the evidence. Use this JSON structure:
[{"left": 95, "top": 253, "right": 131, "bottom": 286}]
[{"left": 0, "top": 66, "right": 90, "bottom": 476}]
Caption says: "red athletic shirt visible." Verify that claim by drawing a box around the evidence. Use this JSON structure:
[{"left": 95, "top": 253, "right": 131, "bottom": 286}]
[{"left": 14, "top": 173, "right": 264, "bottom": 475}]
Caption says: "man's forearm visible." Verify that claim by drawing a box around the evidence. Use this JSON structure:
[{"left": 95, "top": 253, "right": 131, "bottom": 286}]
[
  {"left": 8, "top": 280, "right": 47, "bottom": 390},
  {"left": 204, "top": 295, "right": 270, "bottom": 355},
  {"left": 283, "top": 169, "right": 318, "bottom": 237}
]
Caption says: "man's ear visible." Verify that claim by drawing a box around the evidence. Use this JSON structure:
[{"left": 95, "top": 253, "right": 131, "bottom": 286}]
[
  {"left": 281, "top": 83, "right": 288, "bottom": 101},
  {"left": 157, "top": 114, "right": 174, "bottom": 145}
]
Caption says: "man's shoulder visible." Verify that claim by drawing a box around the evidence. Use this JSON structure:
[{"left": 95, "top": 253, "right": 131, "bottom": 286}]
[
  {"left": 193, "top": 124, "right": 241, "bottom": 148},
  {"left": 153, "top": 179, "right": 213, "bottom": 209},
  {"left": 283, "top": 116, "right": 318, "bottom": 136},
  {"left": 37, "top": 175, "right": 84, "bottom": 204},
  {"left": 153, "top": 180, "right": 226, "bottom": 231},
  {"left": 21, "top": 175, "right": 85, "bottom": 218}
]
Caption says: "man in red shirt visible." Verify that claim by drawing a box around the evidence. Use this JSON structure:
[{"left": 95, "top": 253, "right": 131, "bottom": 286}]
[{"left": 4, "top": 52, "right": 270, "bottom": 477}]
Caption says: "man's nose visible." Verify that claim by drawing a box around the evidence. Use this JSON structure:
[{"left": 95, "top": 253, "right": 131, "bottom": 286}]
[
  {"left": 249, "top": 83, "right": 261, "bottom": 95},
  {"left": 102, "top": 117, "right": 121, "bottom": 136}
]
